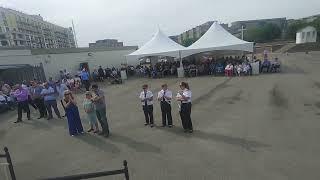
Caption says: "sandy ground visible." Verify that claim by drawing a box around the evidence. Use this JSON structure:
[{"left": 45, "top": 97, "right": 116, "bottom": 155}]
[{"left": 1, "top": 52, "right": 320, "bottom": 180}]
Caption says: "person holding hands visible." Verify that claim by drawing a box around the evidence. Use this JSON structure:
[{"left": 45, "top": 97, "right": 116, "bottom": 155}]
[
  {"left": 139, "top": 84, "right": 154, "bottom": 127},
  {"left": 157, "top": 84, "right": 173, "bottom": 127}
]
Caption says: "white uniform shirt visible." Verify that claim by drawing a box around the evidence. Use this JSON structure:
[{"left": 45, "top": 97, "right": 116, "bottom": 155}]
[
  {"left": 139, "top": 90, "right": 153, "bottom": 106},
  {"left": 158, "top": 89, "right": 173, "bottom": 103},
  {"left": 176, "top": 89, "right": 192, "bottom": 103},
  {"left": 0, "top": 95, "right": 6, "bottom": 102}
]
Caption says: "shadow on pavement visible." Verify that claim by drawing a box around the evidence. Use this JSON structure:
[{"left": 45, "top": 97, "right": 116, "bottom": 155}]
[
  {"left": 22, "top": 120, "right": 52, "bottom": 130},
  {"left": 158, "top": 127, "right": 270, "bottom": 152},
  {"left": 110, "top": 133, "right": 161, "bottom": 153},
  {"left": 76, "top": 134, "right": 121, "bottom": 154},
  {"left": 0, "top": 129, "right": 6, "bottom": 140}
]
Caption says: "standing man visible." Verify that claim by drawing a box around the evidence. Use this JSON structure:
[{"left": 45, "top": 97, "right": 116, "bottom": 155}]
[
  {"left": 48, "top": 77, "right": 56, "bottom": 89},
  {"left": 41, "top": 82, "right": 62, "bottom": 120},
  {"left": 11, "top": 84, "right": 30, "bottom": 123},
  {"left": 32, "top": 81, "right": 47, "bottom": 119},
  {"left": 139, "top": 84, "right": 154, "bottom": 127},
  {"left": 98, "top": 66, "right": 105, "bottom": 82},
  {"left": 91, "top": 84, "right": 110, "bottom": 137},
  {"left": 81, "top": 69, "right": 90, "bottom": 91},
  {"left": 56, "top": 80, "right": 69, "bottom": 117},
  {"left": 157, "top": 84, "right": 173, "bottom": 127}
]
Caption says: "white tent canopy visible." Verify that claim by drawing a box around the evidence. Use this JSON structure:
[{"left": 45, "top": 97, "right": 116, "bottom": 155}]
[
  {"left": 126, "top": 28, "right": 186, "bottom": 61},
  {"left": 181, "top": 22, "right": 254, "bottom": 58}
]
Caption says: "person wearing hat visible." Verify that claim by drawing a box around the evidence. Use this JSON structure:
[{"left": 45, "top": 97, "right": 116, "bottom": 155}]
[
  {"left": 139, "top": 84, "right": 154, "bottom": 127},
  {"left": 157, "top": 84, "right": 173, "bottom": 127},
  {"left": 91, "top": 84, "right": 110, "bottom": 137}
]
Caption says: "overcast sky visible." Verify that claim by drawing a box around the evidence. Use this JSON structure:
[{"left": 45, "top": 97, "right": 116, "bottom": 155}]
[{"left": 1, "top": 0, "right": 319, "bottom": 47}]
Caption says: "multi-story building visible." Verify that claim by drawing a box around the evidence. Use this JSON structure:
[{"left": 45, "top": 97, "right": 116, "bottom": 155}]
[
  {"left": 89, "top": 39, "right": 124, "bottom": 48},
  {"left": 170, "top": 21, "right": 215, "bottom": 44},
  {"left": 0, "top": 7, "right": 75, "bottom": 48}
]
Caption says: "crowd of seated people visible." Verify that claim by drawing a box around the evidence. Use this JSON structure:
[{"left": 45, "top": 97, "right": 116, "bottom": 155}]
[
  {"left": 130, "top": 55, "right": 281, "bottom": 79},
  {"left": 260, "top": 57, "right": 281, "bottom": 73},
  {"left": 90, "top": 66, "right": 122, "bottom": 82},
  {"left": 182, "top": 56, "right": 253, "bottom": 77},
  {"left": 135, "top": 61, "right": 180, "bottom": 78}
]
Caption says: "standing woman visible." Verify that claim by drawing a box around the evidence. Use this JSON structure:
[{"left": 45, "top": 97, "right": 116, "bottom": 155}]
[
  {"left": 176, "top": 82, "right": 193, "bottom": 133},
  {"left": 63, "top": 90, "right": 84, "bottom": 136}
]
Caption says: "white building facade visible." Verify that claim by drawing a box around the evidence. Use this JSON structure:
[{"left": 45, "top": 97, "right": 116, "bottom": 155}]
[
  {"left": 296, "top": 26, "right": 317, "bottom": 44},
  {"left": 0, "top": 46, "right": 138, "bottom": 80}
]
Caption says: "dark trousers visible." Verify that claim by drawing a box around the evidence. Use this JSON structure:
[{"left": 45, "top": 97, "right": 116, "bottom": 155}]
[
  {"left": 143, "top": 105, "right": 154, "bottom": 124},
  {"left": 180, "top": 103, "right": 193, "bottom": 130},
  {"left": 17, "top": 100, "right": 30, "bottom": 121},
  {"left": 44, "top": 100, "right": 61, "bottom": 118},
  {"left": 160, "top": 101, "right": 172, "bottom": 126},
  {"left": 96, "top": 108, "right": 110, "bottom": 135},
  {"left": 28, "top": 95, "right": 37, "bottom": 110},
  {"left": 83, "top": 80, "right": 90, "bottom": 91},
  {"left": 34, "top": 98, "right": 47, "bottom": 117}
]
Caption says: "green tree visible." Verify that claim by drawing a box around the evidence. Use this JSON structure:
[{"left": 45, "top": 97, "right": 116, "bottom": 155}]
[
  {"left": 286, "top": 17, "right": 320, "bottom": 41},
  {"left": 244, "top": 23, "right": 282, "bottom": 42},
  {"left": 182, "top": 38, "right": 196, "bottom": 47},
  {"left": 286, "top": 20, "right": 307, "bottom": 39}
]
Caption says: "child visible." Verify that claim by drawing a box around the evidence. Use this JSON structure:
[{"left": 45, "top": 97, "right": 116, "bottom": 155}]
[{"left": 83, "top": 91, "right": 99, "bottom": 133}]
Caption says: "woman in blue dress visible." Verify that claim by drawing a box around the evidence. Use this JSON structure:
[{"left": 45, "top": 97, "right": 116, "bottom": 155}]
[{"left": 63, "top": 90, "right": 84, "bottom": 136}]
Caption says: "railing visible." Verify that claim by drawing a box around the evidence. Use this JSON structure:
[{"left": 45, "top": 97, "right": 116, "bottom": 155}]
[
  {"left": 40, "top": 160, "right": 129, "bottom": 180},
  {"left": 0, "top": 147, "right": 17, "bottom": 180}
]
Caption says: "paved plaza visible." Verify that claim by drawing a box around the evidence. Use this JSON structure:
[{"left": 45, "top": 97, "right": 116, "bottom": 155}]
[{"left": 1, "top": 52, "right": 320, "bottom": 179}]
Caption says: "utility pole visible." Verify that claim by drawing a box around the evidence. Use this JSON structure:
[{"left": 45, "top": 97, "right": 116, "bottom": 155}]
[{"left": 72, "top": 20, "right": 78, "bottom": 48}]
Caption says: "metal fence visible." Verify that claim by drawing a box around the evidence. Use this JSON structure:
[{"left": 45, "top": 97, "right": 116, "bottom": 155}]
[
  {"left": 0, "top": 146, "right": 129, "bottom": 180},
  {"left": 0, "top": 147, "right": 17, "bottom": 180},
  {"left": 0, "top": 63, "right": 46, "bottom": 84},
  {"left": 40, "top": 160, "right": 129, "bottom": 180}
]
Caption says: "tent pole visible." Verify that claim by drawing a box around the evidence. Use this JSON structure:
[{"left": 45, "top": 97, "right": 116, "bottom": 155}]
[{"left": 179, "top": 51, "right": 182, "bottom": 68}]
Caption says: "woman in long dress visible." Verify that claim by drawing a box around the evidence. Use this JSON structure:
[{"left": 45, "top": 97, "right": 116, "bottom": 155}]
[{"left": 63, "top": 90, "right": 84, "bottom": 136}]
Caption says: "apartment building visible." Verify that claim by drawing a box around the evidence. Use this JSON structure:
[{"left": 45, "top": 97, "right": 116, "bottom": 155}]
[
  {"left": 170, "top": 21, "right": 214, "bottom": 44},
  {"left": 0, "top": 7, "right": 75, "bottom": 48},
  {"left": 89, "top": 39, "right": 124, "bottom": 48}
]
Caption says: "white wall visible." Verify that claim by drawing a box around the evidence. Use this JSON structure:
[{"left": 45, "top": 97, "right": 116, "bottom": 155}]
[
  {"left": 0, "top": 49, "right": 136, "bottom": 80},
  {"left": 296, "top": 26, "right": 317, "bottom": 44}
]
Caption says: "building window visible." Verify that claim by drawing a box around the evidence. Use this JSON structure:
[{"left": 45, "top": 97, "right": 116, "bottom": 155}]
[
  {"left": 0, "top": 35, "right": 5, "bottom": 39},
  {"left": 302, "top": 32, "right": 305, "bottom": 39},
  {"left": 313, "top": 31, "right": 316, "bottom": 37},
  {"left": 5, "top": 27, "right": 9, "bottom": 32},
  {"left": 307, "top": 32, "right": 311, "bottom": 39},
  {"left": 1, "top": 40, "right": 8, "bottom": 46}
]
